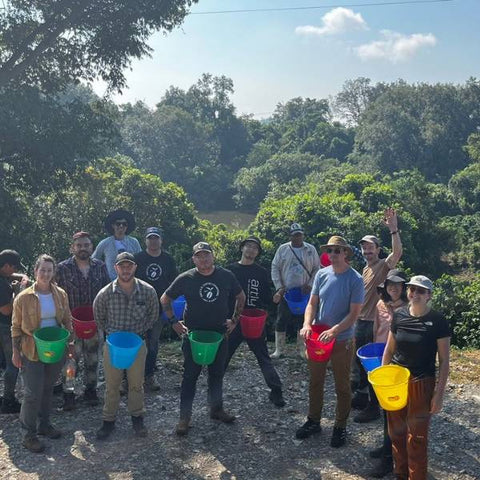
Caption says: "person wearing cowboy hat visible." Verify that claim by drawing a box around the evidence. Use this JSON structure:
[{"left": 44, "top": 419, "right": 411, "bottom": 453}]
[
  {"left": 351, "top": 207, "right": 403, "bottom": 424},
  {"left": 92, "top": 209, "right": 141, "bottom": 281},
  {"left": 296, "top": 235, "right": 364, "bottom": 448}
]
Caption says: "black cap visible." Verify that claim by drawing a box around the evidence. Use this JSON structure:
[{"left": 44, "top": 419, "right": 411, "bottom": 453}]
[
  {"left": 239, "top": 236, "right": 263, "bottom": 255},
  {"left": 193, "top": 242, "right": 213, "bottom": 255},
  {"left": 115, "top": 252, "right": 136, "bottom": 265},
  {"left": 145, "top": 227, "right": 162, "bottom": 238},
  {"left": 0, "top": 249, "right": 25, "bottom": 270}
]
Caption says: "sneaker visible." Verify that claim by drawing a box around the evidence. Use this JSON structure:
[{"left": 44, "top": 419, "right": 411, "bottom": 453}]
[
  {"left": 269, "top": 389, "right": 286, "bottom": 408},
  {"left": 96, "top": 420, "right": 115, "bottom": 440},
  {"left": 330, "top": 426, "right": 347, "bottom": 448},
  {"left": 370, "top": 456, "right": 393, "bottom": 478},
  {"left": 132, "top": 416, "right": 148, "bottom": 437},
  {"left": 23, "top": 433, "right": 45, "bottom": 453},
  {"left": 369, "top": 445, "right": 384, "bottom": 459},
  {"left": 83, "top": 388, "right": 100, "bottom": 407},
  {"left": 351, "top": 391, "right": 368, "bottom": 409},
  {"left": 144, "top": 374, "right": 161, "bottom": 392},
  {"left": 1, "top": 397, "right": 21, "bottom": 414},
  {"left": 295, "top": 419, "right": 322, "bottom": 439},
  {"left": 354, "top": 403, "right": 381, "bottom": 423},
  {"left": 62, "top": 392, "right": 76, "bottom": 411},
  {"left": 210, "top": 408, "right": 236, "bottom": 424},
  {"left": 176, "top": 418, "right": 190, "bottom": 436},
  {"left": 37, "top": 424, "right": 62, "bottom": 439}
]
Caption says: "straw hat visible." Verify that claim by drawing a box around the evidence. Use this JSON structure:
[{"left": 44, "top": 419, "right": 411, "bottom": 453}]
[{"left": 320, "top": 235, "right": 353, "bottom": 258}]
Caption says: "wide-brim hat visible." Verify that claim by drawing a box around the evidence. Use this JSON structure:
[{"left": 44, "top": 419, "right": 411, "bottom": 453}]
[
  {"left": 104, "top": 209, "right": 136, "bottom": 235},
  {"left": 377, "top": 269, "right": 407, "bottom": 293},
  {"left": 320, "top": 235, "right": 353, "bottom": 259}
]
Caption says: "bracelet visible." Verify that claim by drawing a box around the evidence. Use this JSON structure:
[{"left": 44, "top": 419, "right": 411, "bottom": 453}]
[{"left": 390, "top": 230, "right": 398, "bottom": 235}]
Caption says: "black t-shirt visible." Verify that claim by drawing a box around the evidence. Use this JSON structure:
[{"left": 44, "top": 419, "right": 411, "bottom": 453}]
[
  {"left": 227, "top": 262, "right": 272, "bottom": 310},
  {"left": 0, "top": 276, "right": 14, "bottom": 326},
  {"left": 165, "top": 266, "right": 243, "bottom": 333},
  {"left": 391, "top": 307, "right": 450, "bottom": 378},
  {"left": 134, "top": 250, "right": 177, "bottom": 298}
]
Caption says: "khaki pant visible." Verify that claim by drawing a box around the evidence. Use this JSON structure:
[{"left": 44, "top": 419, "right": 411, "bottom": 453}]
[
  {"left": 387, "top": 376, "right": 435, "bottom": 480},
  {"left": 307, "top": 338, "right": 353, "bottom": 428},
  {"left": 102, "top": 342, "right": 147, "bottom": 421}
]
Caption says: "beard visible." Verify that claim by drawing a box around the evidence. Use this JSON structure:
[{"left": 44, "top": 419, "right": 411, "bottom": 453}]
[{"left": 76, "top": 251, "right": 90, "bottom": 260}]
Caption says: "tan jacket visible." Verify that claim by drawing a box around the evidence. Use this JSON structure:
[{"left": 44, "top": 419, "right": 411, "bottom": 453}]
[{"left": 11, "top": 283, "right": 73, "bottom": 361}]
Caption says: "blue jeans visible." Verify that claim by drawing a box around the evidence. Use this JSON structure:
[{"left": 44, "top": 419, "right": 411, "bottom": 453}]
[
  {"left": 0, "top": 325, "right": 19, "bottom": 401},
  {"left": 145, "top": 320, "right": 163, "bottom": 377}
]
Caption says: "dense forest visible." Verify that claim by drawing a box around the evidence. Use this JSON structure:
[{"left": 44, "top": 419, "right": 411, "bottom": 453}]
[{"left": 1, "top": 2, "right": 480, "bottom": 347}]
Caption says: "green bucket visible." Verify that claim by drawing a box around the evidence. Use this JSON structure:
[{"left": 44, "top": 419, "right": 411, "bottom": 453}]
[
  {"left": 33, "top": 327, "right": 70, "bottom": 363},
  {"left": 188, "top": 330, "right": 223, "bottom": 366}
]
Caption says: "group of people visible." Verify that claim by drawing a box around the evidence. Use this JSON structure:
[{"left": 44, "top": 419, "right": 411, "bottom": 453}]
[{"left": 0, "top": 208, "right": 450, "bottom": 480}]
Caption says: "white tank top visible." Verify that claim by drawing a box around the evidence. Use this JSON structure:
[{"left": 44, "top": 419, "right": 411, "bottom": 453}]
[{"left": 38, "top": 293, "right": 57, "bottom": 328}]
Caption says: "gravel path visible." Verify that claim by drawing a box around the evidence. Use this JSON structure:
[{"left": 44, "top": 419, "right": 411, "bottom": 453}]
[{"left": 1, "top": 341, "right": 479, "bottom": 480}]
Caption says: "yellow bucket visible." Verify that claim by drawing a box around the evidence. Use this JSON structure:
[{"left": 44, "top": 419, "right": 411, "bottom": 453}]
[{"left": 368, "top": 365, "right": 410, "bottom": 411}]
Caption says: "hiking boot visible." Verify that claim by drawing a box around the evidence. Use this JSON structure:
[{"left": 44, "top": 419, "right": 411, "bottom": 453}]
[
  {"left": 62, "top": 392, "right": 76, "bottom": 411},
  {"left": 132, "top": 415, "right": 148, "bottom": 437},
  {"left": 1, "top": 397, "right": 21, "bottom": 414},
  {"left": 330, "top": 426, "right": 347, "bottom": 448},
  {"left": 144, "top": 374, "right": 161, "bottom": 392},
  {"left": 295, "top": 418, "right": 322, "bottom": 439},
  {"left": 23, "top": 433, "right": 45, "bottom": 453},
  {"left": 96, "top": 420, "right": 115, "bottom": 440},
  {"left": 83, "top": 387, "right": 100, "bottom": 406},
  {"left": 369, "top": 445, "right": 384, "bottom": 459},
  {"left": 210, "top": 408, "right": 236, "bottom": 424},
  {"left": 354, "top": 403, "right": 381, "bottom": 423},
  {"left": 351, "top": 391, "right": 368, "bottom": 409},
  {"left": 370, "top": 455, "right": 393, "bottom": 478},
  {"left": 269, "top": 389, "right": 286, "bottom": 408},
  {"left": 37, "top": 424, "right": 62, "bottom": 439},
  {"left": 176, "top": 418, "right": 190, "bottom": 436}
]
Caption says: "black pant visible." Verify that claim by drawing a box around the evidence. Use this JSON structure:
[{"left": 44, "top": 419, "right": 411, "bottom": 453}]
[
  {"left": 354, "top": 319, "right": 378, "bottom": 405},
  {"left": 225, "top": 324, "right": 282, "bottom": 392},
  {"left": 180, "top": 335, "right": 228, "bottom": 419}
]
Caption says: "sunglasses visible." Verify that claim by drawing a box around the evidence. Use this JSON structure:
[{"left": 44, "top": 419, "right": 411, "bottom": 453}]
[
  {"left": 114, "top": 222, "right": 128, "bottom": 227},
  {"left": 326, "top": 247, "right": 343, "bottom": 254},
  {"left": 408, "top": 286, "right": 429, "bottom": 295}
]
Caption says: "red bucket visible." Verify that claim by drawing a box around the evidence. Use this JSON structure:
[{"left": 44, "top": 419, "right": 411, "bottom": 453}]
[
  {"left": 305, "top": 324, "right": 335, "bottom": 362},
  {"left": 239, "top": 308, "right": 267, "bottom": 339},
  {"left": 72, "top": 306, "right": 97, "bottom": 340}
]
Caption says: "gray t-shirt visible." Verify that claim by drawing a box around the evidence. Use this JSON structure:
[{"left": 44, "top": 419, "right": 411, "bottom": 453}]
[{"left": 312, "top": 266, "right": 365, "bottom": 341}]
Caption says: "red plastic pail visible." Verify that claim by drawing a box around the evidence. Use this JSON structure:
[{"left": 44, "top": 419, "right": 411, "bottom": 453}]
[
  {"left": 305, "top": 324, "right": 335, "bottom": 362},
  {"left": 72, "top": 306, "right": 97, "bottom": 340},
  {"left": 239, "top": 308, "right": 267, "bottom": 339}
]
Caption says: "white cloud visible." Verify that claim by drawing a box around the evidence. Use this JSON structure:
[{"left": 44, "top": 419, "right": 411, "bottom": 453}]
[
  {"left": 355, "top": 30, "right": 437, "bottom": 63},
  {"left": 295, "top": 7, "right": 368, "bottom": 37}
]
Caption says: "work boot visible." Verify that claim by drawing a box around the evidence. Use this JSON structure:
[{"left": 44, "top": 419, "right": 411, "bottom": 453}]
[
  {"left": 176, "top": 418, "right": 190, "bottom": 436},
  {"left": 295, "top": 418, "right": 322, "bottom": 439},
  {"left": 22, "top": 433, "right": 45, "bottom": 453},
  {"left": 370, "top": 455, "right": 393, "bottom": 478},
  {"left": 132, "top": 415, "right": 148, "bottom": 437},
  {"left": 269, "top": 388, "right": 286, "bottom": 408},
  {"left": 144, "top": 374, "right": 161, "bottom": 392},
  {"left": 96, "top": 420, "right": 115, "bottom": 440},
  {"left": 37, "top": 424, "right": 62, "bottom": 439},
  {"left": 62, "top": 392, "right": 76, "bottom": 411},
  {"left": 330, "top": 426, "right": 347, "bottom": 448},
  {"left": 271, "top": 331, "right": 286, "bottom": 359},
  {"left": 354, "top": 403, "right": 381, "bottom": 423},
  {"left": 0, "top": 396, "right": 21, "bottom": 414},
  {"left": 296, "top": 330, "right": 306, "bottom": 359},
  {"left": 83, "top": 387, "right": 100, "bottom": 406},
  {"left": 210, "top": 408, "right": 236, "bottom": 424},
  {"left": 351, "top": 391, "right": 368, "bottom": 410}
]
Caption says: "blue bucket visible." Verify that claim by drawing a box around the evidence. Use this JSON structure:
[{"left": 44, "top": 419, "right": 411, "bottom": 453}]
[
  {"left": 285, "top": 287, "right": 309, "bottom": 315},
  {"left": 357, "top": 342, "right": 386, "bottom": 373},
  {"left": 173, "top": 295, "right": 186, "bottom": 319},
  {"left": 107, "top": 332, "right": 143, "bottom": 369}
]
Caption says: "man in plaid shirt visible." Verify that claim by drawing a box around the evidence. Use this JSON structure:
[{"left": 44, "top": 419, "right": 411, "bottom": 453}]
[{"left": 93, "top": 252, "right": 159, "bottom": 440}]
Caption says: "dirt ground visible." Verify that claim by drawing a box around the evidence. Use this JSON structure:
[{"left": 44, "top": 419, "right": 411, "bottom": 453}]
[{"left": 0, "top": 342, "right": 479, "bottom": 480}]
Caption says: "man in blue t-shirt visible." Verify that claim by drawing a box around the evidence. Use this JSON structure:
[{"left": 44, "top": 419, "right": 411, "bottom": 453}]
[{"left": 296, "top": 236, "right": 365, "bottom": 448}]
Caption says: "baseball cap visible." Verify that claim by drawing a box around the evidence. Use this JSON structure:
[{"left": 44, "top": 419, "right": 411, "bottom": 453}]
[
  {"left": 359, "top": 235, "right": 380, "bottom": 247},
  {"left": 193, "top": 242, "right": 213, "bottom": 255},
  {"left": 406, "top": 275, "right": 434, "bottom": 291},
  {"left": 239, "top": 236, "right": 262, "bottom": 254},
  {"left": 145, "top": 227, "right": 162, "bottom": 238},
  {"left": 290, "top": 223, "right": 304, "bottom": 235},
  {"left": 0, "top": 249, "right": 26, "bottom": 270},
  {"left": 115, "top": 252, "right": 136, "bottom": 265}
]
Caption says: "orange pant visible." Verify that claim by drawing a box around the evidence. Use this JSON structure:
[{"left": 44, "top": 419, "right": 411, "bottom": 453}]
[{"left": 387, "top": 376, "right": 435, "bottom": 480}]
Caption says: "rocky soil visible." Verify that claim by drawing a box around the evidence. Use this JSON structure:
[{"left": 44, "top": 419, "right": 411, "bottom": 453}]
[{"left": 1, "top": 341, "right": 479, "bottom": 480}]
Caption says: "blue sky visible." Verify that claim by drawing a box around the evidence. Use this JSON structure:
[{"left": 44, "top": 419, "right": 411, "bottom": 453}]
[{"left": 95, "top": 0, "right": 480, "bottom": 118}]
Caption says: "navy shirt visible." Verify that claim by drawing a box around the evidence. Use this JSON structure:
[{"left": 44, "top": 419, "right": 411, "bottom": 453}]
[{"left": 391, "top": 307, "right": 450, "bottom": 378}]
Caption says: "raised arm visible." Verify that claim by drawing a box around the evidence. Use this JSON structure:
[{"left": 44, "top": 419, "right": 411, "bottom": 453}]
[{"left": 384, "top": 208, "right": 403, "bottom": 268}]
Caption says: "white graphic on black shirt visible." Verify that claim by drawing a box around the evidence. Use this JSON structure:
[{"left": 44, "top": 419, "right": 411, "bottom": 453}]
[
  {"left": 146, "top": 263, "right": 162, "bottom": 282},
  {"left": 199, "top": 283, "right": 219, "bottom": 303}
]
